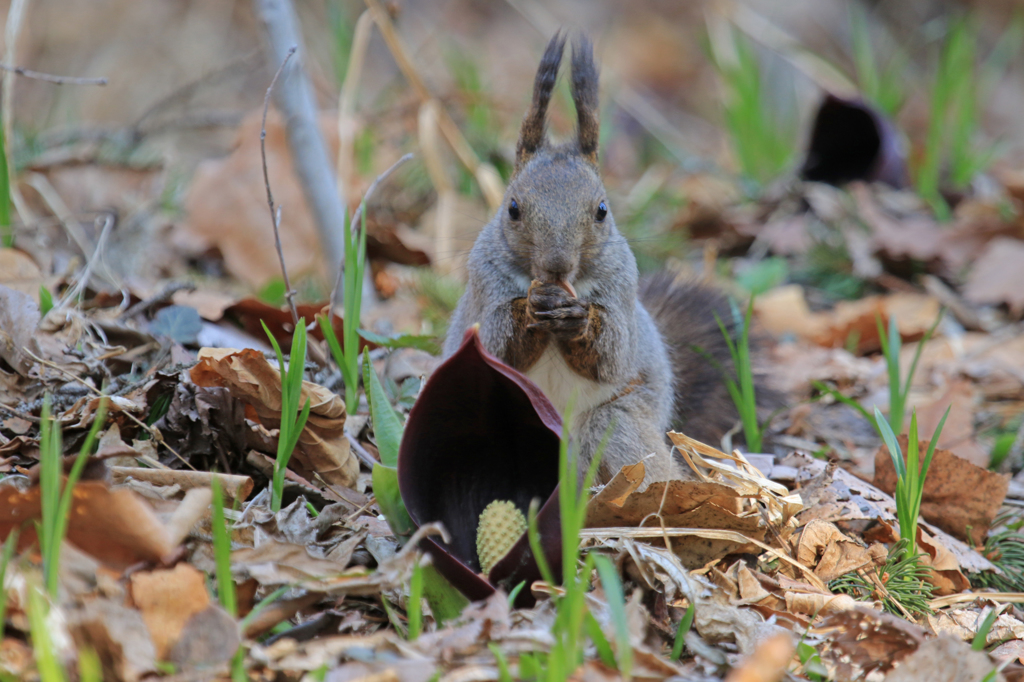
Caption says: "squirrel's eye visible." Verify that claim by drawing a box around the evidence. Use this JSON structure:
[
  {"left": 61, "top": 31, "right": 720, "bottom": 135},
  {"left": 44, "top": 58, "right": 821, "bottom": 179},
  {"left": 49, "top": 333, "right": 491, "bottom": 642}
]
[
  {"left": 595, "top": 201, "right": 608, "bottom": 222},
  {"left": 508, "top": 198, "right": 521, "bottom": 221}
]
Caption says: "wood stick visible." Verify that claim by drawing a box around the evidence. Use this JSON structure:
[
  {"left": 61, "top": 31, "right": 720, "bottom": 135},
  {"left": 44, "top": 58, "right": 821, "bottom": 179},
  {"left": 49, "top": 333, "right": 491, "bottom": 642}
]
[{"left": 254, "top": 0, "right": 350, "bottom": 286}]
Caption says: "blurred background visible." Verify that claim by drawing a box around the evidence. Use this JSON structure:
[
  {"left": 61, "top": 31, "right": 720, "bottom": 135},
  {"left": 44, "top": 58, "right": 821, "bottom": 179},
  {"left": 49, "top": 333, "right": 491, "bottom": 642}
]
[{"left": 3, "top": 0, "right": 1022, "bottom": 317}]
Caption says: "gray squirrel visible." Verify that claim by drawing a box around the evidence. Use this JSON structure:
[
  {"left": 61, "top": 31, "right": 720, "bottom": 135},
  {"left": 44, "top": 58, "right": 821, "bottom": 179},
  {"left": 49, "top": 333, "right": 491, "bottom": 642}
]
[{"left": 443, "top": 32, "right": 751, "bottom": 484}]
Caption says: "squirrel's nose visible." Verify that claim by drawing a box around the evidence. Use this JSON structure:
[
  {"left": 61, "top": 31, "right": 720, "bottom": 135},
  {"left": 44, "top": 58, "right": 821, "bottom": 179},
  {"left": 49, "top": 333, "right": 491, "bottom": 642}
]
[{"left": 535, "top": 254, "right": 576, "bottom": 283}]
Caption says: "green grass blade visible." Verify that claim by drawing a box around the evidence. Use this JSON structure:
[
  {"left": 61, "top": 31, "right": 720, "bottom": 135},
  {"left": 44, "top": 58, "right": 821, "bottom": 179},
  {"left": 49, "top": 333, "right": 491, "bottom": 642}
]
[
  {"left": 671, "top": 603, "right": 695, "bottom": 661},
  {"left": 211, "top": 477, "right": 237, "bottom": 617},
  {"left": 28, "top": 587, "right": 65, "bottom": 682},
  {"left": 0, "top": 529, "right": 17, "bottom": 636},
  {"left": 972, "top": 607, "right": 998, "bottom": 651},
  {"left": 0, "top": 115, "right": 11, "bottom": 250},
  {"left": 488, "top": 643, "right": 515, "bottom": 682},
  {"left": 594, "top": 555, "right": 632, "bottom": 678},
  {"left": 812, "top": 382, "right": 879, "bottom": 432},
  {"left": 584, "top": 612, "right": 617, "bottom": 669},
  {"left": 902, "top": 311, "right": 943, "bottom": 401},
  {"left": 921, "top": 406, "right": 951, "bottom": 482},
  {"left": 49, "top": 398, "right": 107, "bottom": 595},
  {"left": 875, "top": 406, "right": 905, "bottom": 479},
  {"left": 239, "top": 585, "right": 289, "bottom": 632}
]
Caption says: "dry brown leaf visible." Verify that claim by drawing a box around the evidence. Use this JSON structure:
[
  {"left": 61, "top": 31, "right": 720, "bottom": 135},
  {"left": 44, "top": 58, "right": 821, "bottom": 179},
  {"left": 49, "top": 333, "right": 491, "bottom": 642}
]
[
  {"left": 165, "top": 605, "right": 241, "bottom": 668},
  {"left": 67, "top": 599, "right": 158, "bottom": 682},
  {"left": 785, "top": 591, "right": 860, "bottom": 615},
  {"left": 755, "top": 285, "right": 829, "bottom": 341},
  {"left": 231, "top": 541, "right": 351, "bottom": 586},
  {"left": 795, "top": 459, "right": 996, "bottom": 575},
  {"left": 795, "top": 520, "right": 878, "bottom": 582},
  {"left": 111, "top": 467, "right": 253, "bottom": 503},
  {"left": 963, "top": 237, "right": 1024, "bottom": 314},
  {"left": 874, "top": 436, "right": 1009, "bottom": 546},
  {"left": 881, "top": 636, "right": 999, "bottom": 682},
  {"left": 0, "top": 481, "right": 175, "bottom": 569},
  {"left": 190, "top": 347, "right": 357, "bottom": 488},
  {"left": 176, "top": 110, "right": 337, "bottom": 289},
  {"left": 915, "top": 379, "right": 986, "bottom": 466},
  {"left": 129, "top": 563, "right": 211, "bottom": 660},
  {"left": 754, "top": 286, "right": 940, "bottom": 353},
  {"left": 815, "top": 607, "right": 926, "bottom": 679},
  {"left": 724, "top": 632, "right": 794, "bottom": 682},
  {"left": 0, "top": 283, "right": 42, "bottom": 376},
  {"left": 0, "top": 248, "right": 46, "bottom": 300},
  {"left": 585, "top": 462, "right": 765, "bottom": 569}
]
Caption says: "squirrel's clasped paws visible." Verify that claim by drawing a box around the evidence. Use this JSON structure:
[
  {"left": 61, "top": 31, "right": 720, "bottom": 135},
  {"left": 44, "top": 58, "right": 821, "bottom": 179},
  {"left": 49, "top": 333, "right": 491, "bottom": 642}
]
[{"left": 527, "top": 281, "right": 590, "bottom": 339}]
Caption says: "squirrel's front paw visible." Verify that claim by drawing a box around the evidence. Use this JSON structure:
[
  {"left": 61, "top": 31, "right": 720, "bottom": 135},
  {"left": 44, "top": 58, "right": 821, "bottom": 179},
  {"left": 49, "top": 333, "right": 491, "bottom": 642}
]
[{"left": 527, "top": 281, "right": 590, "bottom": 338}]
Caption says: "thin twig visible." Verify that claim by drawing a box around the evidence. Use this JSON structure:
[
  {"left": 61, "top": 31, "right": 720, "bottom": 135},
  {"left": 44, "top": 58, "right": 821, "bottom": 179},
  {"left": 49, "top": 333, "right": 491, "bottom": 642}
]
[
  {"left": 328, "top": 152, "right": 413, "bottom": 317},
  {"left": 261, "top": 45, "right": 299, "bottom": 326},
  {"left": 0, "top": 62, "right": 106, "bottom": 86},
  {"left": 345, "top": 432, "right": 380, "bottom": 469},
  {"left": 59, "top": 213, "right": 114, "bottom": 308}
]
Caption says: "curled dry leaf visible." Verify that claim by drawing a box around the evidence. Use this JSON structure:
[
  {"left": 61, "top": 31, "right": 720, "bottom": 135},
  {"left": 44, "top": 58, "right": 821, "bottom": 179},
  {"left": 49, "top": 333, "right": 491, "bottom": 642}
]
[
  {"left": 1, "top": 481, "right": 176, "bottom": 569},
  {"left": 190, "top": 347, "right": 358, "bottom": 488},
  {"left": 795, "top": 519, "right": 883, "bottom": 583},
  {"left": 874, "top": 435, "right": 1009, "bottom": 547}
]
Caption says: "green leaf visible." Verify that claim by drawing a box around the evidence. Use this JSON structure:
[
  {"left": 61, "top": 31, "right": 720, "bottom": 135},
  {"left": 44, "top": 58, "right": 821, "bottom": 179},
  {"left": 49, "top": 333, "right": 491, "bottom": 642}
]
[
  {"left": 421, "top": 563, "right": 468, "bottom": 626},
  {"left": 359, "top": 329, "right": 441, "bottom": 355},
  {"left": 371, "top": 463, "right": 415, "bottom": 539},
  {"left": 257, "top": 278, "right": 287, "bottom": 307},
  {"left": 362, "top": 349, "right": 404, "bottom": 467},
  {"left": 407, "top": 559, "right": 424, "bottom": 640},
  {"left": 39, "top": 286, "right": 53, "bottom": 316},
  {"left": 876, "top": 406, "right": 905, "bottom": 479}
]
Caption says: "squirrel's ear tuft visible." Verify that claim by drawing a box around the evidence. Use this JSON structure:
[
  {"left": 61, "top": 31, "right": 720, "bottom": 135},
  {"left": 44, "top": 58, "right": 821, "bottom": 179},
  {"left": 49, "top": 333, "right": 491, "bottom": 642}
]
[
  {"left": 571, "top": 34, "right": 599, "bottom": 165},
  {"left": 515, "top": 31, "right": 565, "bottom": 171}
]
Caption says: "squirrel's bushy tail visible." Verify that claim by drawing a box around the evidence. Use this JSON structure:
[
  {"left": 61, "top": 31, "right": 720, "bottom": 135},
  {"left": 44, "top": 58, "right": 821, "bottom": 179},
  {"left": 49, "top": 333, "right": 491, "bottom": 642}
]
[{"left": 639, "top": 273, "right": 773, "bottom": 448}]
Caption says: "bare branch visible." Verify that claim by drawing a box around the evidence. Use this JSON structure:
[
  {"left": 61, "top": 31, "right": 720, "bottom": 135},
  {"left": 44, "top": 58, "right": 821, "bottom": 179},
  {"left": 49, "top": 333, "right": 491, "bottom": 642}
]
[
  {"left": 260, "top": 45, "right": 299, "bottom": 327},
  {"left": 328, "top": 152, "right": 414, "bottom": 317},
  {"left": 0, "top": 62, "right": 107, "bottom": 85}
]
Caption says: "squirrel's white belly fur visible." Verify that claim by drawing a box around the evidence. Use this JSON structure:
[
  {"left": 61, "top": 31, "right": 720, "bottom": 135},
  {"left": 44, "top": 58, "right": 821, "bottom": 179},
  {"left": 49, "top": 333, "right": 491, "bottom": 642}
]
[{"left": 524, "top": 346, "right": 618, "bottom": 417}]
